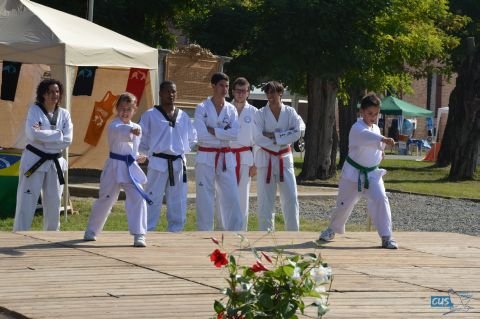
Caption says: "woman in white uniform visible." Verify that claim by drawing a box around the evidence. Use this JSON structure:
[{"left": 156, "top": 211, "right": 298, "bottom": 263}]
[
  {"left": 13, "top": 79, "right": 73, "bottom": 231},
  {"left": 254, "top": 81, "right": 301, "bottom": 231}
]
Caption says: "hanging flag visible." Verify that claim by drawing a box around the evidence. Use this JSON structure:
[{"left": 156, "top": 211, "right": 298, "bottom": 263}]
[
  {"left": 1, "top": 61, "right": 22, "bottom": 101},
  {"left": 72, "top": 66, "right": 97, "bottom": 96},
  {"left": 84, "top": 91, "right": 118, "bottom": 146},
  {"left": 126, "top": 68, "right": 148, "bottom": 104}
]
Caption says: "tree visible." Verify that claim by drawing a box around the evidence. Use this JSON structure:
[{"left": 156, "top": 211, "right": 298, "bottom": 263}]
[
  {"left": 180, "top": 0, "right": 464, "bottom": 180},
  {"left": 439, "top": 38, "right": 480, "bottom": 180},
  {"left": 437, "top": 0, "right": 480, "bottom": 176},
  {"left": 35, "top": 0, "right": 188, "bottom": 48}
]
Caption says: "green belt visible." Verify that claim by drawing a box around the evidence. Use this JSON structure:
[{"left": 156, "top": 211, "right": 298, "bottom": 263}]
[{"left": 346, "top": 156, "right": 378, "bottom": 192}]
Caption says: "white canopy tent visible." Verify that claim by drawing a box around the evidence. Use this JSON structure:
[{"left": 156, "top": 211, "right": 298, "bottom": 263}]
[{"left": 0, "top": 0, "right": 159, "bottom": 216}]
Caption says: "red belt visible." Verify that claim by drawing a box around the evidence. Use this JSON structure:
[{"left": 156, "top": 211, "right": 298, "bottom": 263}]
[
  {"left": 198, "top": 146, "right": 231, "bottom": 172},
  {"left": 261, "top": 146, "right": 291, "bottom": 183},
  {"left": 231, "top": 146, "right": 253, "bottom": 184}
]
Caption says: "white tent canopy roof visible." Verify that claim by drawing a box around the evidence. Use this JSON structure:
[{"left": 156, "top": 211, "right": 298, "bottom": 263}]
[{"left": 0, "top": 0, "right": 158, "bottom": 68}]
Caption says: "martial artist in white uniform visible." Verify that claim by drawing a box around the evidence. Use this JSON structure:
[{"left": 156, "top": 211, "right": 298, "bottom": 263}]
[
  {"left": 14, "top": 79, "right": 73, "bottom": 231},
  {"left": 84, "top": 93, "right": 148, "bottom": 247},
  {"left": 139, "top": 81, "right": 197, "bottom": 232},
  {"left": 319, "top": 93, "right": 398, "bottom": 249},
  {"left": 194, "top": 72, "right": 242, "bottom": 231},
  {"left": 254, "top": 81, "right": 301, "bottom": 231},
  {"left": 225, "top": 77, "right": 257, "bottom": 231}
]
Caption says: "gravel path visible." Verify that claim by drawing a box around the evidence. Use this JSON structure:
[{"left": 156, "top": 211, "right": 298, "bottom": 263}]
[{"left": 244, "top": 193, "right": 480, "bottom": 236}]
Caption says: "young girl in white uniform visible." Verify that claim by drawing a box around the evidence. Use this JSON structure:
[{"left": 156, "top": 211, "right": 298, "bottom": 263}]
[
  {"left": 319, "top": 93, "right": 398, "bottom": 249},
  {"left": 84, "top": 92, "right": 149, "bottom": 247},
  {"left": 254, "top": 81, "right": 301, "bottom": 231},
  {"left": 194, "top": 72, "right": 242, "bottom": 231},
  {"left": 139, "top": 81, "right": 197, "bottom": 232},
  {"left": 13, "top": 79, "right": 73, "bottom": 231}
]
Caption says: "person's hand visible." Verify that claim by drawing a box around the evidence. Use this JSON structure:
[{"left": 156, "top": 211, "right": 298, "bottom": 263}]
[
  {"left": 136, "top": 153, "right": 147, "bottom": 164},
  {"left": 263, "top": 131, "right": 275, "bottom": 139},
  {"left": 382, "top": 137, "right": 395, "bottom": 146},
  {"left": 131, "top": 127, "right": 141, "bottom": 136},
  {"left": 207, "top": 126, "right": 216, "bottom": 136},
  {"left": 249, "top": 165, "right": 257, "bottom": 177},
  {"left": 32, "top": 122, "right": 41, "bottom": 130}
]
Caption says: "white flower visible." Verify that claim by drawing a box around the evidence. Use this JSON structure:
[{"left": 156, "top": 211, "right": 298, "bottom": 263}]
[
  {"left": 235, "top": 282, "right": 252, "bottom": 293},
  {"left": 310, "top": 265, "right": 332, "bottom": 284},
  {"left": 292, "top": 267, "right": 302, "bottom": 280}
]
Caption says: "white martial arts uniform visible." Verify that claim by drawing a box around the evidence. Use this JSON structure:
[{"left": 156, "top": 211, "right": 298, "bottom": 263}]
[
  {"left": 85, "top": 118, "right": 147, "bottom": 237},
  {"left": 194, "top": 97, "right": 242, "bottom": 231},
  {"left": 227, "top": 103, "right": 257, "bottom": 231},
  {"left": 13, "top": 103, "right": 73, "bottom": 231},
  {"left": 254, "top": 103, "right": 301, "bottom": 231},
  {"left": 328, "top": 118, "right": 393, "bottom": 237},
  {"left": 139, "top": 106, "right": 197, "bottom": 232}
]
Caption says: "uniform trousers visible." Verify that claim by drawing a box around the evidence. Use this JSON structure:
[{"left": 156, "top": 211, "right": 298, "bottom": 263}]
[
  {"left": 86, "top": 179, "right": 147, "bottom": 236},
  {"left": 146, "top": 166, "right": 187, "bottom": 232},
  {"left": 215, "top": 164, "right": 251, "bottom": 231},
  {"left": 256, "top": 164, "right": 299, "bottom": 231},
  {"left": 196, "top": 162, "right": 242, "bottom": 231},
  {"left": 14, "top": 167, "right": 63, "bottom": 231},
  {"left": 329, "top": 176, "right": 392, "bottom": 237}
]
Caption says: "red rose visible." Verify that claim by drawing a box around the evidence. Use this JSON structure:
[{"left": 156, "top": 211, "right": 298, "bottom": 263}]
[{"left": 210, "top": 249, "right": 228, "bottom": 268}]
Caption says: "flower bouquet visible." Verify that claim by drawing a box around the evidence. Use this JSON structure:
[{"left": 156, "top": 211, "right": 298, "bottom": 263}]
[{"left": 209, "top": 234, "right": 332, "bottom": 319}]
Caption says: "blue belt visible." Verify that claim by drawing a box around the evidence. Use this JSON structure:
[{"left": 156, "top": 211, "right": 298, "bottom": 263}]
[{"left": 109, "top": 152, "right": 153, "bottom": 205}]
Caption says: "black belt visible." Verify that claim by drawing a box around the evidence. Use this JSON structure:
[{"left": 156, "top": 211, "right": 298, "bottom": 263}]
[
  {"left": 152, "top": 152, "right": 187, "bottom": 186},
  {"left": 25, "top": 144, "right": 64, "bottom": 185}
]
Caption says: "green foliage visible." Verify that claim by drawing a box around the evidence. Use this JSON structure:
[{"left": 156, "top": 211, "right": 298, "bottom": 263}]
[
  {"left": 35, "top": 0, "right": 190, "bottom": 48},
  {"left": 179, "top": 0, "right": 466, "bottom": 96},
  {"left": 209, "top": 234, "right": 332, "bottom": 319}
]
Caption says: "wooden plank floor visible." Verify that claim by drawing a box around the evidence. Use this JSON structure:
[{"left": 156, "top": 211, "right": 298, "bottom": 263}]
[{"left": 0, "top": 231, "right": 479, "bottom": 318}]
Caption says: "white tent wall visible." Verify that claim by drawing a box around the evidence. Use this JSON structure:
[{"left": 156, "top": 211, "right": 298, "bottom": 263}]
[{"left": 1, "top": 0, "right": 160, "bottom": 217}]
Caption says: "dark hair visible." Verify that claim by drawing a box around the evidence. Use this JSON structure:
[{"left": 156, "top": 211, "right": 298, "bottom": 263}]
[
  {"left": 160, "top": 80, "right": 176, "bottom": 91},
  {"left": 211, "top": 72, "right": 229, "bottom": 85},
  {"left": 232, "top": 77, "right": 250, "bottom": 89},
  {"left": 116, "top": 92, "right": 137, "bottom": 108},
  {"left": 360, "top": 93, "right": 381, "bottom": 109},
  {"left": 262, "top": 81, "right": 284, "bottom": 94},
  {"left": 36, "top": 79, "right": 64, "bottom": 105}
]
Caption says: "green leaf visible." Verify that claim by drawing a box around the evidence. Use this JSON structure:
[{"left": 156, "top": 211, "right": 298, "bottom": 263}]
[{"left": 214, "top": 300, "right": 225, "bottom": 313}]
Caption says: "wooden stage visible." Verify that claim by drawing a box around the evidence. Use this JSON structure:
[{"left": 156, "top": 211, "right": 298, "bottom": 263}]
[{"left": 0, "top": 231, "right": 478, "bottom": 318}]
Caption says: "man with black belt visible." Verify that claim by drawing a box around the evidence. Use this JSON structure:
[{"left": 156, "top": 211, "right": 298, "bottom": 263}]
[
  {"left": 194, "top": 72, "right": 242, "bottom": 231},
  {"left": 139, "top": 81, "right": 197, "bottom": 231},
  {"left": 13, "top": 78, "right": 73, "bottom": 231}
]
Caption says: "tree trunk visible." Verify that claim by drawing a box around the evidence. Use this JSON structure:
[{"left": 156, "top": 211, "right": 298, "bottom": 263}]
[
  {"left": 338, "top": 88, "right": 363, "bottom": 169},
  {"left": 441, "top": 42, "right": 480, "bottom": 180},
  {"left": 298, "top": 75, "right": 338, "bottom": 180},
  {"left": 436, "top": 87, "right": 456, "bottom": 167}
]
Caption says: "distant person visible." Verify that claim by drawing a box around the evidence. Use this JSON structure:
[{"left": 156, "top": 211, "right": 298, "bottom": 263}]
[
  {"left": 319, "top": 93, "right": 398, "bottom": 249},
  {"left": 13, "top": 78, "right": 73, "bottom": 231},
  {"left": 84, "top": 92, "right": 149, "bottom": 247},
  {"left": 194, "top": 72, "right": 242, "bottom": 231},
  {"left": 254, "top": 81, "right": 301, "bottom": 231},
  {"left": 228, "top": 77, "right": 257, "bottom": 231},
  {"left": 139, "top": 81, "right": 197, "bottom": 232}
]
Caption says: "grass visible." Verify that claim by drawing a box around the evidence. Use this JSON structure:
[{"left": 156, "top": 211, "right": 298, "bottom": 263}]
[
  {"left": 1, "top": 157, "right": 477, "bottom": 232},
  {"left": 295, "top": 157, "right": 480, "bottom": 200}
]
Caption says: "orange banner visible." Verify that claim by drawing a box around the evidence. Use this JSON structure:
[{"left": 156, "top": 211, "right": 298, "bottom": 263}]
[{"left": 84, "top": 91, "right": 117, "bottom": 146}]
